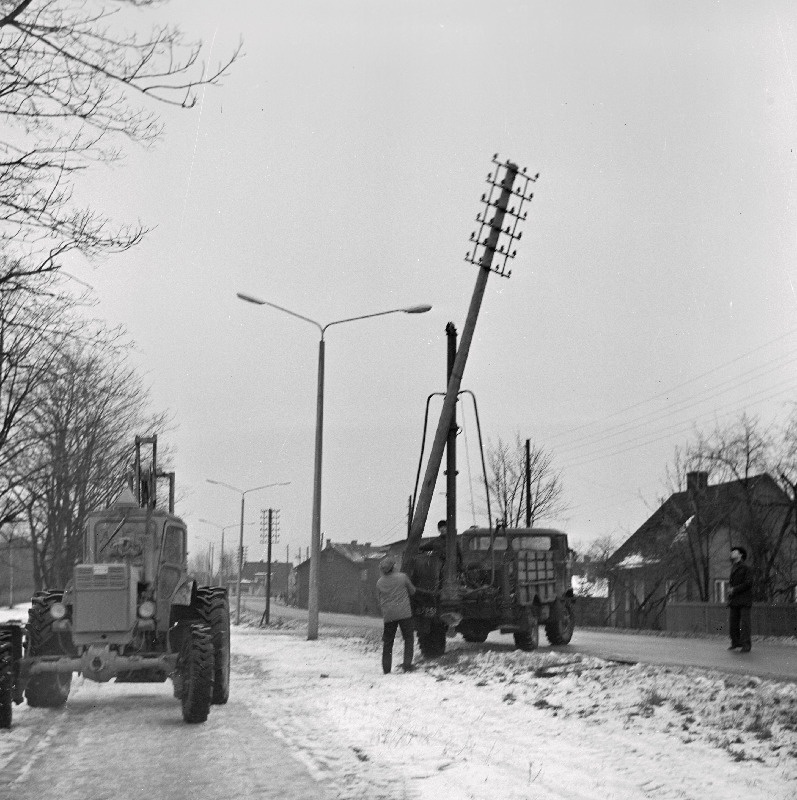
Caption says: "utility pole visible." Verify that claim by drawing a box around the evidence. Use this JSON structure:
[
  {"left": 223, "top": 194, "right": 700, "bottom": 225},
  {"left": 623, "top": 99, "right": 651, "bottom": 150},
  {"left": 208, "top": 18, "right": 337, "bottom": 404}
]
[
  {"left": 525, "top": 438, "right": 532, "bottom": 528},
  {"left": 443, "top": 323, "right": 459, "bottom": 607},
  {"left": 260, "top": 508, "right": 279, "bottom": 626},
  {"left": 403, "top": 156, "right": 537, "bottom": 571}
]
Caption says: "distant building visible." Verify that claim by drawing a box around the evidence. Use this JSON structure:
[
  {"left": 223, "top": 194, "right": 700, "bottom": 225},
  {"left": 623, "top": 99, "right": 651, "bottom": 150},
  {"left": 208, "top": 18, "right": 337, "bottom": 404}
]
[
  {"left": 241, "top": 560, "right": 292, "bottom": 597},
  {"left": 294, "top": 539, "right": 389, "bottom": 615},
  {"left": 0, "top": 538, "right": 36, "bottom": 606}
]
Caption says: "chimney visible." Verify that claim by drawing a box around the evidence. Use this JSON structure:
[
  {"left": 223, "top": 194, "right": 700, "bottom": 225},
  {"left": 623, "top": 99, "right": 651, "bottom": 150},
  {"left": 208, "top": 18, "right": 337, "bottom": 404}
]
[
  {"left": 365, "top": 542, "right": 371, "bottom": 548},
  {"left": 686, "top": 471, "right": 708, "bottom": 493},
  {"left": 350, "top": 540, "right": 357, "bottom": 546}
]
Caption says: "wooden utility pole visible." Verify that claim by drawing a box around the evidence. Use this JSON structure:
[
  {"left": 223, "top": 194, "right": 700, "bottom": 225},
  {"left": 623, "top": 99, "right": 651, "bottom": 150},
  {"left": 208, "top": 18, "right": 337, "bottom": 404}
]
[
  {"left": 525, "top": 438, "right": 532, "bottom": 528},
  {"left": 402, "top": 156, "right": 537, "bottom": 572},
  {"left": 260, "top": 508, "right": 279, "bottom": 626}
]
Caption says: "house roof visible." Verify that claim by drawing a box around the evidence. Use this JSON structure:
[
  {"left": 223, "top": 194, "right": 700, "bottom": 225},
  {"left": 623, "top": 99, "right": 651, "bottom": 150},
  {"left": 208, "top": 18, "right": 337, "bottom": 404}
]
[
  {"left": 608, "top": 472, "right": 786, "bottom": 569},
  {"left": 323, "top": 540, "right": 388, "bottom": 563}
]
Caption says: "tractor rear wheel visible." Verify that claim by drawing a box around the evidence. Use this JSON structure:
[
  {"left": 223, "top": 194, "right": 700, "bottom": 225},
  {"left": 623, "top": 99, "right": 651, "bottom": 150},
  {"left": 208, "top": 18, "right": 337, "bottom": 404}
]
[
  {"left": 25, "top": 592, "right": 72, "bottom": 708},
  {"left": 544, "top": 599, "right": 575, "bottom": 645},
  {"left": 417, "top": 620, "right": 446, "bottom": 658},
  {"left": 197, "top": 589, "right": 230, "bottom": 705},
  {"left": 0, "top": 629, "right": 14, "bottom": 729},
  {"left": 179, "top": 623, "right": 214, "bottom": 723}
]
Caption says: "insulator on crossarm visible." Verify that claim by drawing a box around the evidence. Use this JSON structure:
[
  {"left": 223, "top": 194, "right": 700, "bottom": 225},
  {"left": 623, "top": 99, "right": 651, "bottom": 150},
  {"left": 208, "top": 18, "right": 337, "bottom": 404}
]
[
  {"left": 481, "top": 193, "right": 486, "bottom": 201},
  {"left": 476, "top": 213, "right": 482, "bottom": 222},
  {"left": 487, "top": 172, "right": 492, "bottom": 181},
  {"left": 517, "top": 231, "right": 523, "bottom": 239},
  {"left": 470, "top": 232, "right": 475, "bottom": 240}
]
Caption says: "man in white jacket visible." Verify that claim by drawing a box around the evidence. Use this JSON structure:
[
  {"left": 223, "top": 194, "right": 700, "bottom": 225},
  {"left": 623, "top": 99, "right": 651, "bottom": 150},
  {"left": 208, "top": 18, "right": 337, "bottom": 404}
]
[{"left": 376, "top": 556, "right": 416, "bottom": 674}]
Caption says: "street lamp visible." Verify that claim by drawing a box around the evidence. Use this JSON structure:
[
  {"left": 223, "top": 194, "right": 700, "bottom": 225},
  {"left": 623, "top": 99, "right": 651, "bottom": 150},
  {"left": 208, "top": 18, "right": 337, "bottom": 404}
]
[
  {"left": 237, "top": 292, "right": 432, "bottom": 640},
  {"left": 206, "top": 480, "right": 290, "bottom": 624},
  {"left": 199, "top": 518, "right": 255, "bottom": 587}
]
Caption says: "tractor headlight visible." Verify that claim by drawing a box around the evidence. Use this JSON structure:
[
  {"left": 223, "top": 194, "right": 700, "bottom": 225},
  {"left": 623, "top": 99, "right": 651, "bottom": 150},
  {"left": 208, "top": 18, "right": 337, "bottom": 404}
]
[
  {"left": 50, "top": 602, "right": 67, "bottom": 620},
  {"left": 138, "top": 600, "right": 156, "bottom": 619}
]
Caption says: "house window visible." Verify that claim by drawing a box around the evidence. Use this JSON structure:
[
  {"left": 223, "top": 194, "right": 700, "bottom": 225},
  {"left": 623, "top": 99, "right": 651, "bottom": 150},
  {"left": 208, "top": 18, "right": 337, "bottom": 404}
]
[{"left": 714, "top": 580, "right": 728, "bottom": 604}]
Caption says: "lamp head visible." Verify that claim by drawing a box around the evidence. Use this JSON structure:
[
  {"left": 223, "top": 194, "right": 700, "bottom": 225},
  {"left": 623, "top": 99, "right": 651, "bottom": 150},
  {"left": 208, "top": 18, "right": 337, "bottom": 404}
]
[
  {"left": 403, "top": 305, "right": 432, "bottom": 314},
  {"left": 237, "top": 292, "right": 266, "bottom": 305}
]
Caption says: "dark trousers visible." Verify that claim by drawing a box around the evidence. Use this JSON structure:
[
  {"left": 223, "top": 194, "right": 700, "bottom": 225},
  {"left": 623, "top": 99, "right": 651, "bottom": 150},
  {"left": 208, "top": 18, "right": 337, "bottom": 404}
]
[
  {"left": 382, "top": 617, "right": 414, "bottom": 673},
  {"left": 729, "top": 605, "right": 751, "bottom": 649}
]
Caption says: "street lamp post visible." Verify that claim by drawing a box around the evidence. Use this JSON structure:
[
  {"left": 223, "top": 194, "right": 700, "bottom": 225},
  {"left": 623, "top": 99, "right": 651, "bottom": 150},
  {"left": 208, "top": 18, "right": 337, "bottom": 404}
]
[
  {"left": 237, "top": 292, "right": 431, "bottom": 640},
  {"left": 206, "top": 480, "right": 290, "bottom": 624},
  {"left": 199, "top": 519, "right": 255, "bottom": 587}
]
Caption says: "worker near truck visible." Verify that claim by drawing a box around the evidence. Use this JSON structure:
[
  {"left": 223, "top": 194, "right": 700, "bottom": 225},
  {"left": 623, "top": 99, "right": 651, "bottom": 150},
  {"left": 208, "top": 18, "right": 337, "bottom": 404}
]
[{"left": 376, "top": 556, "right": 416, "bottom": 674}]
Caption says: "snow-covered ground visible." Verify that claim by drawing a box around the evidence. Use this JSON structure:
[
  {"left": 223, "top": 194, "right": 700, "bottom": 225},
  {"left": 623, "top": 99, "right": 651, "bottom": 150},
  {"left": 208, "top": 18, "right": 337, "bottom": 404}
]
[
  {"left": 233, "top": 609, "right": 797, "bottom": 800},
  {"left": 3, "top": 603, "right": 796, "bottom": 799}
]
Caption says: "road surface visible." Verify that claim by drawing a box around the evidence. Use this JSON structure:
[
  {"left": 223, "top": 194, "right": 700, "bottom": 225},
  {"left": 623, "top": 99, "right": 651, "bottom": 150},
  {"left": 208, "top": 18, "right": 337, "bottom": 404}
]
[
  {"left": 242, "top": 596, "right": 797, "bottom": 683},
  {"left": 0, "top": 665, "right": 334, "bottom": 800}
]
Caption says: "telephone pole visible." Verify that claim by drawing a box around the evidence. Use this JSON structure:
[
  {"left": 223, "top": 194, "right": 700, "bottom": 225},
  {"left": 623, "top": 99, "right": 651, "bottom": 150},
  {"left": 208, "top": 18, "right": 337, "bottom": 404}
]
[{"left": 259, "top": 508, "right": 280, "bottom": 626}]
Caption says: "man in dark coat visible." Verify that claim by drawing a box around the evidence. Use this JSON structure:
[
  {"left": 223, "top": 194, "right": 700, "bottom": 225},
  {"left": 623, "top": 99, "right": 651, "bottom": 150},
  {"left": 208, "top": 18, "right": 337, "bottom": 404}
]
[{"left": 727, "top": 546, "right": 754, "bottom": 652}]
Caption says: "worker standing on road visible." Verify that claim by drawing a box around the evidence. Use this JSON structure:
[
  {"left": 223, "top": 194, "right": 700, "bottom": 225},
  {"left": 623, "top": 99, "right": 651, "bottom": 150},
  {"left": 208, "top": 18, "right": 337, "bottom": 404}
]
[
  {"left": 376, "top": 556, "right": 416, "bottom": 674},
  {"left": 727, "top": 546, "right": 754, "bottom": 653}
]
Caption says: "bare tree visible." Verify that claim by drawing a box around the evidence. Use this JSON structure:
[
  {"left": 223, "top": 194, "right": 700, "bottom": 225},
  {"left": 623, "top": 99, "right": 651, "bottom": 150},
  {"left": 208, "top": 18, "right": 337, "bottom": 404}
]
[
  {"left": 662, "top": 413, "right": 795, "bottom": 602},
  {"left": 0, "top": 0, "right": 240, "bottom": 284},
  {"left": 486, "top": 432, "right": 566, "bottom": 528},
  {"left": 0, "top": 274, "right": 82, "bottom": 525},
  {"left": 19, "top": 326, "right": 168, "bottom": 588}
]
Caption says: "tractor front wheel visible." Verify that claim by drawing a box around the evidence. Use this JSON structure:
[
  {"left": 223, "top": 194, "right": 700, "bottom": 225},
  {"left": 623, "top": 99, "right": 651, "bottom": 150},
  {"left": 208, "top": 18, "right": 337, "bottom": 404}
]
[
  {"left": 178, "top": 623, "right": 214, "bottom": 723},
  {"left": 25, "top": 592, "right": 72, "bottom": 708}
]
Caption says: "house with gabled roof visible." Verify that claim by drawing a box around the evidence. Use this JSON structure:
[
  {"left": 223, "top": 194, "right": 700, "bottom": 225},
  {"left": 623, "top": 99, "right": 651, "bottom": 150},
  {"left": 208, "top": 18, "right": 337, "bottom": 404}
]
[
  {"left": 294, "top": 539, "right": 389, "bottom": 615},
  {"left": 607, "top": 471, "right": 796, "bottom": 629}
]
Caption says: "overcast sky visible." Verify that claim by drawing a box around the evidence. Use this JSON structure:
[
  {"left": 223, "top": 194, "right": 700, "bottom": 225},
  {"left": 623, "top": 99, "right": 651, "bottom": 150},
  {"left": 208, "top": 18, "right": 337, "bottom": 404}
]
[{"left": 66, "top": 1, "right": 797, "bottom": 564}]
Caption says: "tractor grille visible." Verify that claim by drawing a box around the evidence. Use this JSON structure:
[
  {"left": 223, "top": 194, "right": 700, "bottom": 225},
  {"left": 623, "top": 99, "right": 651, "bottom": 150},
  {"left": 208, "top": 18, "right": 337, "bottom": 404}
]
[
  {"left": 75, "top": 564, "right": 128, "bottom": 590},
  {"left": 73, "top": 564, "right": 133, "bottom": 635}
]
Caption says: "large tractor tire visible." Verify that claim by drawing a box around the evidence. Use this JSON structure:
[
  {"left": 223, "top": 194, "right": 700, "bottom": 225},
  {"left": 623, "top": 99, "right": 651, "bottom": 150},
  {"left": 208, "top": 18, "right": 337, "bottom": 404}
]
[
  {"left": 544, "top": 599, "right": 575, "bottom": 645},
  {"left": 417, "top": 619, "right": 446, "bottom": 658},
  {"left": 25, "top": 591, "right": 72, "bottom": 708},
  {"left": 0, "top": 628, "right": 14, "bottom": 729},
  {"left": 178, "top": 623, "right": 214, "bottom": 724},
  {"left": 197, "top": 588, "right": 231, "bottom": 705}
]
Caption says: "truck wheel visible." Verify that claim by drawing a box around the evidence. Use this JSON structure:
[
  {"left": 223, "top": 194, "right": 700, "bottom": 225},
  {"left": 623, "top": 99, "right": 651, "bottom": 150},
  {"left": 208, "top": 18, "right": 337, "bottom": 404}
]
[
  {"left": 417, "top": 620, "right": 446, "bottom": 658},
  {"left": 514, "top": 620, "right": 540, "bottom": 651},
  {"left": 25, "top": 592, "right": 72, "bottom": 708},
  {"left": 197, "top": 589, "right": 231, "bottom": 705},
  {"left": 462, "top": 631, "right": 488, "bottom": 643},
  {"left": 0, "top": 629, "right": 14, "bottom": 729},
  {"left": 544, "top": 599, "right": 575, "bottom": 645},
  {"left": 179, "top": 623, "right": 214, "bottom": 723}
]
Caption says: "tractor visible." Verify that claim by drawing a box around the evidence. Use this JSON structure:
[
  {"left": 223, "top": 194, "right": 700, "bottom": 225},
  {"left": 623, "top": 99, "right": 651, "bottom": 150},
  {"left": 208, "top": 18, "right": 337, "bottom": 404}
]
[
  {"left": 409, "top": 523, "right": 575, "bottom": 657},
  {"left": 0, "top": 435, "right": 230, "bottom": 728}
]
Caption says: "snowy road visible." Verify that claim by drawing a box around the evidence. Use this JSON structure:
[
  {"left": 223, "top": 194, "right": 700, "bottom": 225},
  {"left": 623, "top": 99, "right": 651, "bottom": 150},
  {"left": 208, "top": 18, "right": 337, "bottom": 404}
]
[
  {"left": 244, "top": 597, "right": 797, "bottom": 682},
  {"left": 2, "top": 606, "right": 796, "bottom": 800},
  {"left": 0, "top": 657, "right": 333, "bottom": 800}
]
